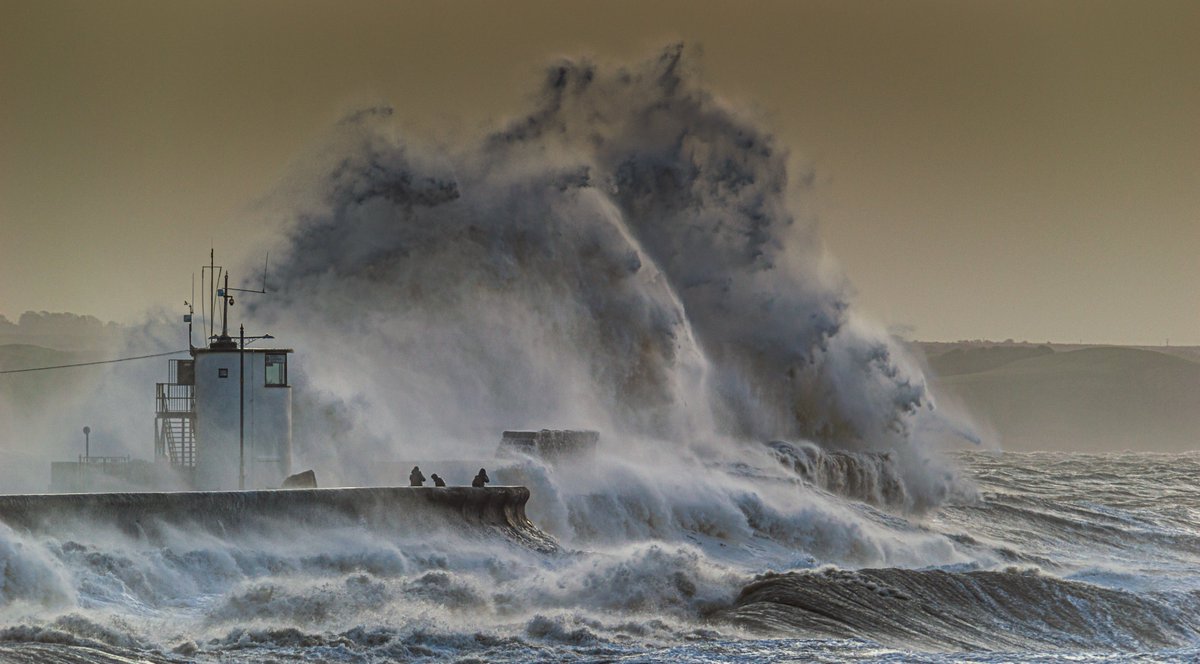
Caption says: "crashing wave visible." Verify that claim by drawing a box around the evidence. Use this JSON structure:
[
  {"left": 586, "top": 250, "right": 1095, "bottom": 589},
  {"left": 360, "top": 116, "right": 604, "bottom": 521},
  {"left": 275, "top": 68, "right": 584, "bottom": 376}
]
[
  {"left": 767, "top": 440, "right": 909, "bottom": 509},
  {"left": 247, "top": 44, "right": 964, "bottom": 517}
]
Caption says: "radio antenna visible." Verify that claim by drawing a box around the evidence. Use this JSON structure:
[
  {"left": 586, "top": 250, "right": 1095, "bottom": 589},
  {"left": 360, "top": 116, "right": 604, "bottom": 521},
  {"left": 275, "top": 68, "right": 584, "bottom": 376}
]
[
  {"left": 228, "top": 253, "right": 270, "bottom": 295},
  {"left": 199, "top": 251, "right": 271, "bottom": 349},
  {"left": 209, "top": 249, "right": 214, "bottom": 340},
  {"left": 183, "top": 273, "right": 196, "bottom": 350},
  {"left": 199, "top": 248, "right": 226, "bottom": 342},
  {"left": 213, "top": 254, "right": 273, "bottom": 344},
  {"left": 200, "top": 261, "right": 207, "bottom": 342}
]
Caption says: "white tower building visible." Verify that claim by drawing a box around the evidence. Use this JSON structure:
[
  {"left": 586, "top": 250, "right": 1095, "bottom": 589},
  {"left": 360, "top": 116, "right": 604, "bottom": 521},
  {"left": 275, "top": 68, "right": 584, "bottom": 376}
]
[
  {"left": 151, "top": 260, "right": 293, "bottom": 491},
  {"left": 192, "top": 341, "right": 293, "bottom": 490}
]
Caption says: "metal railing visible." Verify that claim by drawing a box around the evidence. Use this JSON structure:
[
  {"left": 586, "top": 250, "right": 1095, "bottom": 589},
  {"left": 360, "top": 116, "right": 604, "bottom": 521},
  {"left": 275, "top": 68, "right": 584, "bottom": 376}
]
[
  {"left": 78, "top": 455, "right": 130, "bottom": 465},
  {"left": 156, "top": 383, "right": 195, "bottom": 415}
]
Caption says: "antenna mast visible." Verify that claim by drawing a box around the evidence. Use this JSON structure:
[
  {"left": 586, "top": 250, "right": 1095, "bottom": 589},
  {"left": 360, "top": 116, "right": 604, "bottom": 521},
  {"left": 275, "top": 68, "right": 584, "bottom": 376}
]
[
  {"left": 221, "top": 272, "right": 232, "bottom": 339},
  {"left": 199, "top": 249, "right": 226, "bottom": 346},
  {"left": 183, "top": 273, "right": 195, "bottom": 350},
  {"left": 206, "top": 252, "right": 272, "bottom": 349},
  {"left": 228, "top": 254, "right": 270, "bottom": 296},
  {"left": 209, "top": 249, "right": 215, "bottom": 340}
]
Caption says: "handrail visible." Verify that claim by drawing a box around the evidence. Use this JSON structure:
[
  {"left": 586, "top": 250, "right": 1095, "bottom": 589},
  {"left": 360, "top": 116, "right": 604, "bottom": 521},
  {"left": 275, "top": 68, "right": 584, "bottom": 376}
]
[
  {"left": 78, "top": 455, "right": 130, "bottom": 464},
  {"left": 155, "top": 383, "right": 196, "bottom": 415}
]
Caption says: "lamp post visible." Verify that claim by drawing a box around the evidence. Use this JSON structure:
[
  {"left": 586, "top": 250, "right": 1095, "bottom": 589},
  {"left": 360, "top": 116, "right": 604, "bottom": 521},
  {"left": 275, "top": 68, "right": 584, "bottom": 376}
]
[{"left": 239, "top": 325, "right": 244, "bottom": 489}]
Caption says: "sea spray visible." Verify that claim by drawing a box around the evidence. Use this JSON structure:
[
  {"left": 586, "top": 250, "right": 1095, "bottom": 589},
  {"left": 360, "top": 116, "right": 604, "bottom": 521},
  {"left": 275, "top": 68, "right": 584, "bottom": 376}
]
[
  {"left": 245, "top": 46, "right": 966, "bottom": 534},
  {"left": 0, "top": 523, "right": 76, "bottom": 609}
]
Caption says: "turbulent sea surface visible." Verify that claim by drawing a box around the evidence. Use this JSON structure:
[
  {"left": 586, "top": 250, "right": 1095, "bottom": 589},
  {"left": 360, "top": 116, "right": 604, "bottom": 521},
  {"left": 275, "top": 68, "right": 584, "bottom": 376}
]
[{"left": 2, "top": 451, "right": 1200, "bottom": 663}]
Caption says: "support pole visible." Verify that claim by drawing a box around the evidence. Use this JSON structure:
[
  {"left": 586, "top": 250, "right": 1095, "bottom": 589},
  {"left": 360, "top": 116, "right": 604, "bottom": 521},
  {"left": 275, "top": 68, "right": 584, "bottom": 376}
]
[{"left": 239, "top": 324, "right": 245, "bottom": 490}]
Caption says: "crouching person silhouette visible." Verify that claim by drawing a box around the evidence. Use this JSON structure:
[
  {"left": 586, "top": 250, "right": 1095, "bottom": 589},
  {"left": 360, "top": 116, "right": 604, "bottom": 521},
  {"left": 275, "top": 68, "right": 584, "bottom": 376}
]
[{"left": 471, "top": 468, "right": 490, "bottom": 488}]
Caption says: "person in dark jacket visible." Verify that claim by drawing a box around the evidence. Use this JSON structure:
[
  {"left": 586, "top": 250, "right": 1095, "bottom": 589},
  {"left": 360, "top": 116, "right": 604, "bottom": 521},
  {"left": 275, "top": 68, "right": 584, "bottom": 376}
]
[
  {"left": 471, "top": 468, "right": 490, "bottom": 488},
  {"left": 409, "top": 466, "right": 425, "bottom": 487},
  {"left": 430, "top": 473, "right": 446, "bottom": 487}
]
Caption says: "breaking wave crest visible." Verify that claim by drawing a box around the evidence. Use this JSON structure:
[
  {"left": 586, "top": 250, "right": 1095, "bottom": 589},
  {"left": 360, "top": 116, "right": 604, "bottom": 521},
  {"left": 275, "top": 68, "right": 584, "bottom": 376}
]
[{"left": 724, "top": 566, "right": 1200, "bottom": 652}]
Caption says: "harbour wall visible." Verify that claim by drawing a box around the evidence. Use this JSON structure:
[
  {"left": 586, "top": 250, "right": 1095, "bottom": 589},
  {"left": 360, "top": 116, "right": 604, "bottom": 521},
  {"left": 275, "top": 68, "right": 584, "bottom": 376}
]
[{"left": 0, "top": 486, "right": 559, "bottom": 553}]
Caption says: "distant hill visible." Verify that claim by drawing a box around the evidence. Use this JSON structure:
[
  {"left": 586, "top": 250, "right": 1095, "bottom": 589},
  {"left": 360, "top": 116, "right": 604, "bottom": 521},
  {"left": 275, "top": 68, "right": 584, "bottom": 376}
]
[
  {"left": 0, "top": 343, "right": 85, "bottom": 370},
  {"left": 918, "top": 343, "right": 1200, "bottom": 452},
  {"left": 926, "top": 344, "right": 1055, "bottom": 377},
  {"left": 0, "top": 312, "right": 123, "bottom": 352},
  {"left": 0, "top": 344, "right": 98, "bottom": 411},
  {"left": 918, "top": 340, "right": 1200, "bottom": 365}
]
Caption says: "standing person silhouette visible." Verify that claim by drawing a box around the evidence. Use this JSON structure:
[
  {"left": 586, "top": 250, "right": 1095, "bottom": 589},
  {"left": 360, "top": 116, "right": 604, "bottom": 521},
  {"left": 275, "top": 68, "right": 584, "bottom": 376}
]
[
  {"left": 409, "top": 466, "right": 426, "bottom": 487},
  {"left": 471, "top": 468, "right": 490, "bottom": 488}
]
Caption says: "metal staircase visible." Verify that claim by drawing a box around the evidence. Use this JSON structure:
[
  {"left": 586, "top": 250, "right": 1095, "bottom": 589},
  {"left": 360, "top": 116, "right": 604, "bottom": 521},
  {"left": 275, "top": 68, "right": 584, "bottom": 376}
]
[{"left": 155, "top": 359, "right": 196, "bottom": 470}]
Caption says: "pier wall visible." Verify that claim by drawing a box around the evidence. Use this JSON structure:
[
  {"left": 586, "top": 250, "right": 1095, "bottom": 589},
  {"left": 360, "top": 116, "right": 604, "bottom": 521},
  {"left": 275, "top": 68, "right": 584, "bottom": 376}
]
[{"left": 0, "top": 486, "right": 558, "bottom": 553}]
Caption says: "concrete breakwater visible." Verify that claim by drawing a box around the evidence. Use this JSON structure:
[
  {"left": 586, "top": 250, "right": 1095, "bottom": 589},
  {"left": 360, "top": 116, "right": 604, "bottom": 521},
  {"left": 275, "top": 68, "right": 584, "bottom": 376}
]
[{"left": 0, "top": 486, "right": 559, "bottom": 553}]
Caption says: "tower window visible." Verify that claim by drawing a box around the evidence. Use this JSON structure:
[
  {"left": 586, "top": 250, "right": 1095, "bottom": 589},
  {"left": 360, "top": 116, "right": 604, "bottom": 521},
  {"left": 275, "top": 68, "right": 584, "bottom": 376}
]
[{"left": 265, "top": 353, "right": 287, "bottom": 387}]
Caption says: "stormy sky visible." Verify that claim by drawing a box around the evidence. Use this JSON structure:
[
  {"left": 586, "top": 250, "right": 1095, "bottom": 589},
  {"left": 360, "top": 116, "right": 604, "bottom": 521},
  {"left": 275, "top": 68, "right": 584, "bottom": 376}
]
[{"left": 2, "top": 0, "right": 1197, "bottom": 345}]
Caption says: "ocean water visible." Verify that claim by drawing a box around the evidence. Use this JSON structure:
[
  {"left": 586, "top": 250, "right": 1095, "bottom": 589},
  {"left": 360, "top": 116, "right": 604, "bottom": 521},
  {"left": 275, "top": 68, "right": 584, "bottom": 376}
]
[{"left": 2, "top": 450, "right": 1199, "bottom": 663}]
